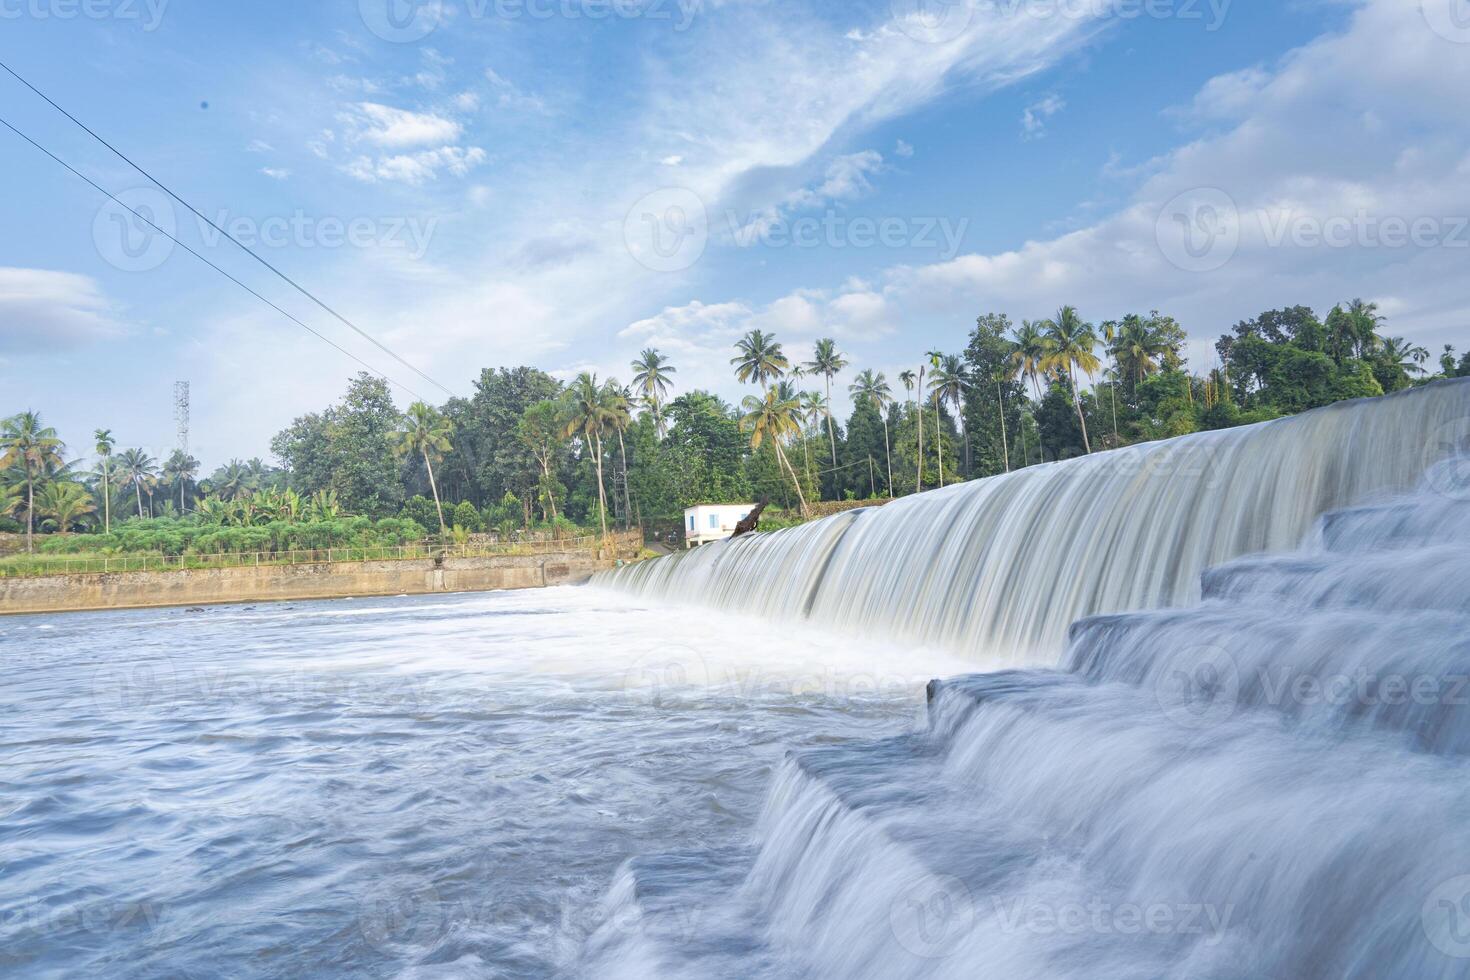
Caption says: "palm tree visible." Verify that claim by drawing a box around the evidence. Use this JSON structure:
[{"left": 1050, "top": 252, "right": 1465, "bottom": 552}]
[
  {"left": 849, "top": 369, "right": 894, "bottom": 496},
  {"left": 1, "top": 412, "right": 65, "bottom": 552},
  {"left": 804, "top": 339, "right": 848, "bottom": 477},
  {"left": 1380, "top": 336, "right": 1430, "bottom": 376},
  {"left": 163, "top": 450, "right": 200, "bottom": 514},
  {"left": 36, "top": 482, "right": 96, "bottom": 533},
  {"left": 93, "top": 428, "right": 115, "bottom": 534},
  {"left": 605, "top": 381, "right": 635, "bottom": 529},
  {"left": 731, "top": 329, "right": 789, "bottom": 392},
  {"left": 1346, "top": 298, "right": 1384, "bottom": 358},
  {"left": 116, "top": 449, "right": 160, "bottom": 520},
  {"left": 1041, "top": 306, "right": 1101, "bottom": 454},
  {"left": 630, "top": 348, "right": 677, "bottom": 438},
  {"left": 930, "top": 355, "right": 971, "bottom": 477},
  {"left": 925, "top": 351, "right": 946, "bottom": 487},
  {"left": 1, "top": 481, "right": 22, "bottom": 523},
  {"left": 798, "top": 389, "right": 826, "bottom": 487},
  {"left": 901, "top": 367, "right": 926, "bottom": 492},
  {"left": 740, "top": 386, "right": 808, "bottom": 516},
  {"left": 214, "top": 460, "right": 250, "bottom": 501},
  {"left": 391, "top": 402, "right": 455, "bottom": 538},
  {"left": 1009, "top": 320, "right": 1051, "bottom": 401},
  {"left": 563, "top": 372, "right": 616, "bottom": 541}
]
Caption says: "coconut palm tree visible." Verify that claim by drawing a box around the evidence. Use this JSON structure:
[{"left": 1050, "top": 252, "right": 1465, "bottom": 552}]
[
  {"left": 804, "top": 339, "right": 848, "bottom": 475},
  {"left": 899, "top": 367, "right": 925, "bottom": 492},
  {"left": 163, "top": 450, "right": 201, "bottom": 514},
  {"left": 798, "top": 389, "right": 826, "bottom": 487},
  {"left": 1, "top": 481, "right": 22, "bottom": 523},
  {"left": 213, "top": 460, "right": 251, "bottom": 501},
  {"left": 391, "top": 402, "right": 455, "bottom": 538},
  {"left": 1380, "top": 336, "right": 1431, "bottom": 376},
  {"left": 563, "top": 372, "right": 616, "bottom": 541},
  {"left": 731, "top": 329, "right": 789, "bottom": 391},
  {"left": 1346, "top": 297, "right": 1384, "bottom": 358},
  {"left": 1, "top": 412, "right": 65, "bottom": 552},
  {"left": 925, "top": 351, "right": 946, "bottom": 487},
  {"left": 849, "top": 369, "right": 894, "bottom": 496},
  {"left": 630, "top": 348, "right": 677, "bottom": 438},
  {"left": 740, "top": 386, "right": 808, "bottom": 516},
  {"left": 36, "top": 482, "right": 96, "bottom": 533},
  {"left": 1041, "top": 306, "right": 1101, "bottom": 454},
  {"left": 930, "top": 355, "right": 971, "bottom": 477},
  {"left": 605, "top": 381, "right": 636, "bottom": 529},
  {"left": 93, "top": 428, "right": 115, "bottom": 534}
]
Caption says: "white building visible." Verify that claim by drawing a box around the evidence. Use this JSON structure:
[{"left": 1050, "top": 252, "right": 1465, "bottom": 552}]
[{"left": 683, "top": 503, "right": 756, "bottom": 548}]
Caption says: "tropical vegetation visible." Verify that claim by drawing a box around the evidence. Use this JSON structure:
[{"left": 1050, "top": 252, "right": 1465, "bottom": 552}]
[{"left": 4, "top": 299, "right": 1464, "bottom": 554}]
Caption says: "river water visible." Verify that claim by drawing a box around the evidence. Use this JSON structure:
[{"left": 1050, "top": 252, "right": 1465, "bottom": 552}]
[{"left": 0, "top": 589, "right": 969, "bottom": 978}]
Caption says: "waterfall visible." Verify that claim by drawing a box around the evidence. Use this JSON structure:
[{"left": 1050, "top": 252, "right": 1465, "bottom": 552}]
[
  {"left": 598, "top": 378, "right": 1470, "bottom": 664},
  {"left": 576, "top": 453, "right": 1470, "bottom": 979}
]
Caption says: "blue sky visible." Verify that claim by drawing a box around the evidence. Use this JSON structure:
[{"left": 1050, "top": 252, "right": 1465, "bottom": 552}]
[{"left": 2, "top": 0, "right": 1466, "bottom": 468}]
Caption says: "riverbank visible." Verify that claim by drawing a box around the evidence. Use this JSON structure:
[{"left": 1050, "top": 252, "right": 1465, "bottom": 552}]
[{"left": 0, "top": 551, "right": 620, "bottom": 616}]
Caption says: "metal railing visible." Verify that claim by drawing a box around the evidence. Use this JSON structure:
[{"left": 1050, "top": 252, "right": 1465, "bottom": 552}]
[{"left": 0, "top": 535, "right": 625, "bottom": 579}]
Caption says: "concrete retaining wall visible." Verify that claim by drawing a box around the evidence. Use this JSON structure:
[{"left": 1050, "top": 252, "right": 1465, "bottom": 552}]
[{"left": 0, "top": 553, "right": 612, "bottom": 616}]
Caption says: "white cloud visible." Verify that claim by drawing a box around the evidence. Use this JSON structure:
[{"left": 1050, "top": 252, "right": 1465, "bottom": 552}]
[
  {"left": 894, "top": 139, "right": 914, "bottom": 158},
  {"left": 859, "top": 0, "right": 1470, "bottom": 363},
  {"left": 1021, "top": 93, "right": 1066, "bottom": 139},
  {"left": 346, "top": 103, "right": 462, "bottom": 148},
  {"left": 344, "top": 146, "right": 487, "bottom": 185},
  {"left": 260, "top": 167, "right": 291, "bottom": 180},
  {"left": 0, "top": 269, "right": 122, "bottom": 352},
  {"left": 484, "top": 68, "right": 547, "bottom": 113}
]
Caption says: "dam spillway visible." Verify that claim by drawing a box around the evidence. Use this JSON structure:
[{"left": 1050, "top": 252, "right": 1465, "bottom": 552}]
[{"left": 598, "top": 378, "right": 1470, "bottom": 663}]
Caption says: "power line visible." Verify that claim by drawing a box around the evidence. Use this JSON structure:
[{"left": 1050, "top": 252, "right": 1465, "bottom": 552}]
[
  {"left": 0, "top": 59, "right": 458, "bottom": 400},
  {"left": 0, "top": 112, "right": 427, "bottom": 401}
]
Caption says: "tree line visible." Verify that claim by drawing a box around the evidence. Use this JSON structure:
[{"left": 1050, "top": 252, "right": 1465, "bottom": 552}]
[{"left": 5, "top": 298, "right": 1464, "bottom": 553}]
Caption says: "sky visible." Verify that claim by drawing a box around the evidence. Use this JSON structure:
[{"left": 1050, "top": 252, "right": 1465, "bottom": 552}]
[{"left": 1, "top": 0, "right": 1468, "bottom": 470}]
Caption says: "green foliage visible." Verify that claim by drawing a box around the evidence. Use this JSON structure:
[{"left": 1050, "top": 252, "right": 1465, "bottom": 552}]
[
  {"left": 270, "top": 373, "right": 404, "bottom": 517},
  {"left": 401, "top": 495, "right": 440, "bottom": 530},
  {"left": 453, "top": 500, "right": 482, "bottom": 532},
  {"left": 38, "top": 514, "right": 427, "bottom": 557}
]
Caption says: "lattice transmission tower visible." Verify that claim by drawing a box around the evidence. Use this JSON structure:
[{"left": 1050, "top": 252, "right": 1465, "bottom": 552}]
[{"left": 173, "top": 381, "right": 190, "bottom": 455}]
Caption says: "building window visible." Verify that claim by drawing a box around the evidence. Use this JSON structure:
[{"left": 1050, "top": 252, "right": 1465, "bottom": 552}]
[
  {"left": 709, "top": 514, "right": 719, "bottom": 529},
  {"left": 688, "top": 515, "right": 695, "bottom": 530}
]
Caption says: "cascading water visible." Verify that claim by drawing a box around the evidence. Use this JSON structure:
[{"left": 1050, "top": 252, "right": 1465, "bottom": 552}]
[
  {"left": 578, "top": 381, "right": 1470, "bottom": 978},
  {"left": 600, "top": 378, "right": 1470, "bottom": 664}
]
